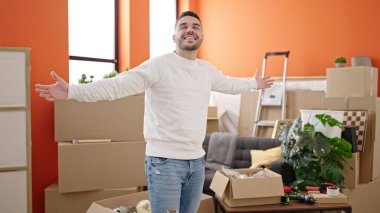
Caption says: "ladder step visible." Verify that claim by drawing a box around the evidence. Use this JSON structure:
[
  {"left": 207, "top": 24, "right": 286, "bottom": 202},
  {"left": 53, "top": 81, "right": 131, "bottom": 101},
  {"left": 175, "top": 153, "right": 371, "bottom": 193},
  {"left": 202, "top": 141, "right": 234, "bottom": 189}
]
[{"left": 255, "top": 120, "right": 276, "bottom": 127}]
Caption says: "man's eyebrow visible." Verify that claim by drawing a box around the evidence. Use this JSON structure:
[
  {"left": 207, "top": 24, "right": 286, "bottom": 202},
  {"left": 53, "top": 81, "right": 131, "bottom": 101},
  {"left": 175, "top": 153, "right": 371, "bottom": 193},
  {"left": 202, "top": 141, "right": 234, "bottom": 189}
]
[{"left": 193, "top": 23, "right": 201, "bottom": 27}]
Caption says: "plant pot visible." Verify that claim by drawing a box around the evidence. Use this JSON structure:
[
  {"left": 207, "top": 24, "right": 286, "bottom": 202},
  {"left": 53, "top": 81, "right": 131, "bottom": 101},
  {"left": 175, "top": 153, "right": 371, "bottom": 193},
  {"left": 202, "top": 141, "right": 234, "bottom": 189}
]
[{"left": 335, "top": 63, "right": 345, "bottom": 68}]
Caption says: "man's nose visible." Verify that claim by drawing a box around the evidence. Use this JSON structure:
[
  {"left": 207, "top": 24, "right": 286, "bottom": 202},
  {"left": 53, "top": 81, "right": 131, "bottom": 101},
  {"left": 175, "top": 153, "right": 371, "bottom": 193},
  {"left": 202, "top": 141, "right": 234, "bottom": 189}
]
[{"left": 186, "top": 28, "right": 195, "bottom": 34}]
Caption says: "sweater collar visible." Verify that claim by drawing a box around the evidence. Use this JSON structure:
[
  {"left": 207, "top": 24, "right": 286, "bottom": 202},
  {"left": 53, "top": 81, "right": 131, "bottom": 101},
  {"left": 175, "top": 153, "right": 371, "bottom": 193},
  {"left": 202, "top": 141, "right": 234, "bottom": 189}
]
[{"left": 171, "top": 51, "right": 198, "bottom": 66}]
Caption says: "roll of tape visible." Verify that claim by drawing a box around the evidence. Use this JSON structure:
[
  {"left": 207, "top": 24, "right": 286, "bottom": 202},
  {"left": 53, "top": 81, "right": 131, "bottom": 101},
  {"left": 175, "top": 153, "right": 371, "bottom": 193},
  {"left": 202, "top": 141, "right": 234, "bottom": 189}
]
[{"left": 327, "top": 186, "right": 339, "bottom": 197}]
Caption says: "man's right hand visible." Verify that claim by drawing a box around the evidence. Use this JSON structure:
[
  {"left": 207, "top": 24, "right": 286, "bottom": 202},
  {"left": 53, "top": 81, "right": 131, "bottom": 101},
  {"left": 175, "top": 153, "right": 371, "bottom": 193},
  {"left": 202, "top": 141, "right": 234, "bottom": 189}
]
[{"left": 35, "top": 71, "right": 68, "bottom": 102}]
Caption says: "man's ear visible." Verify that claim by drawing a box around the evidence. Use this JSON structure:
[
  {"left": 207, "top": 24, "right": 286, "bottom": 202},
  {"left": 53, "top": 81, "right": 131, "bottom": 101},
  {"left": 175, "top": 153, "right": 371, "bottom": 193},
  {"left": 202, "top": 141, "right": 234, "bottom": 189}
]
[{"left": 172, "top": 34, "right": 175, "bottom": 42}]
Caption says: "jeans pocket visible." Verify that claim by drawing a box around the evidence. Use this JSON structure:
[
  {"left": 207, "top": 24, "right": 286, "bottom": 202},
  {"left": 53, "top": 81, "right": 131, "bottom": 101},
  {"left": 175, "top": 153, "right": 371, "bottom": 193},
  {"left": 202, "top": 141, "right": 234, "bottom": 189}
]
[{"left": 151, "top": 157, "right": 170, "bottom": 166}]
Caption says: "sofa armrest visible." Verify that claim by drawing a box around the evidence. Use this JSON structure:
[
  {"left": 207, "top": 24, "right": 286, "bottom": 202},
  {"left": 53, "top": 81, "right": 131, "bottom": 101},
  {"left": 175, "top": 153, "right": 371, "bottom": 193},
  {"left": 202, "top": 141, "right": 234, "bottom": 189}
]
[{"left": 270, "top": 158, "right": 296, "bottom": 186}]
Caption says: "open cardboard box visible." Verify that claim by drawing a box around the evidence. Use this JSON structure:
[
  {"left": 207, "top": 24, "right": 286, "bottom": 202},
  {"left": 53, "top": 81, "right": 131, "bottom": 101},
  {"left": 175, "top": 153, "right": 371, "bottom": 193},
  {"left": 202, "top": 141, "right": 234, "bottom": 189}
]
[
  {"left": 58, "top": 141, "right": 146, "bottom": 193},
  {"left": 86, "top": 191, "right": 215, "bottom": 213},
  {"left": 210, "top": 168, "right": 283, "bottom": 207},
  {"left": 45, "top": 183, "right": 139, "bottom": 213}
]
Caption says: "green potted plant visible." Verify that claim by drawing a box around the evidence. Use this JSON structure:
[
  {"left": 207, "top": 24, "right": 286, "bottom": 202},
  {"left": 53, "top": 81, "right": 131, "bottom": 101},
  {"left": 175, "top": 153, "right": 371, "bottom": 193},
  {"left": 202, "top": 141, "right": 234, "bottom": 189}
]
[
  {"left": 78, "top": 74, "right": 94, "bottom": 84},
  {"left": 335, "top": 57, "right": 347, "bottom": 68},
  {"left": 103, "top": 70, "right": 119, "bottom": 79},
  {"left": 278, "top": 114, "right": 352, "bottom": 191}
]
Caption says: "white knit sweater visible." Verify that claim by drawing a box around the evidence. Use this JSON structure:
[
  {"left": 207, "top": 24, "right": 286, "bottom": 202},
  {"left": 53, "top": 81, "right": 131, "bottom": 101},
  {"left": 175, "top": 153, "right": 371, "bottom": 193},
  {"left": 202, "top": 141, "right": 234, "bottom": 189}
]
[{"left": 68, "top": 52, "right": 258, "bottom": 159}]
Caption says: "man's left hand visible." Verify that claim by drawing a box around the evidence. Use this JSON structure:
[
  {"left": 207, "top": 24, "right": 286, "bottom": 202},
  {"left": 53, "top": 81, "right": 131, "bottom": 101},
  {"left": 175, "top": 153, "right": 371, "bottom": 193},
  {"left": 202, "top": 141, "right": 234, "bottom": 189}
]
[{"left": 255, "top": 70, "right": 274, "bottom": 89}]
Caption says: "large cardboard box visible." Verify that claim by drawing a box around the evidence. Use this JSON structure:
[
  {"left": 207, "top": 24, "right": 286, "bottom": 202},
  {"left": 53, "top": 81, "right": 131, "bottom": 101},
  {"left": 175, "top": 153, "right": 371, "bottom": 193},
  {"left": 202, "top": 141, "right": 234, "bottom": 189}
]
[
  {"left": 45, "top": 183, "right": 138, "bottom": 213},
  {"left": 286, "top": 90, "right": 325, "bottom": 118},
  {"left": 86, "top": 191, "right": 215, "bottom": 213},
  {"left": 326, "top": 66, "right": 378, "bottom": 98},
  {"left": 374, "top": 99, "right": 380, "bottom": 180},
  {"left": 343, "top": 176, "right": 380, "bottom": 213},
  {"left": 322, "top": 97, "right": 376, "bottom": 111},
  {"left": 209, "top": 168, "right": 283, "bottom": 207},
  {"left": 55, "top": 95, "right": 144, "bottom": 142},
  {"left": 58, "top": 141, "right": 146, "bottom": 193},
  {"left": 238, "top": 91, "right": 260, "bottom": 136}
]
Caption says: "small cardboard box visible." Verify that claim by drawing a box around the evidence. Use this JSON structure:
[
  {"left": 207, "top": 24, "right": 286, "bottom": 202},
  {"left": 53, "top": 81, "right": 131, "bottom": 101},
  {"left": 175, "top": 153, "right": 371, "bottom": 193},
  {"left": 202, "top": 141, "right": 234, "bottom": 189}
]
[
  {"left": 326, "top": 66, "right": 378, "bottom": 98},
  {"left": 309, "top": 192, "right": 348, "bottom": 204},
  {"left": 210, "top": 168, "right": 283, "bottom": 207},
  {"left": 86, "top": 191, "right": 215, "bottom": 213},
  {"left": 207, "top": 117, "right": 218, "bottom": 133},
  {"left": 58, "top": 141, "right": 146, "bottom": 193},
  {"left": 45, "top": 183, "right": 138, "bottom": 213},
  {"left": 55, "top": 95, "right": 144, "bottom": 142}
]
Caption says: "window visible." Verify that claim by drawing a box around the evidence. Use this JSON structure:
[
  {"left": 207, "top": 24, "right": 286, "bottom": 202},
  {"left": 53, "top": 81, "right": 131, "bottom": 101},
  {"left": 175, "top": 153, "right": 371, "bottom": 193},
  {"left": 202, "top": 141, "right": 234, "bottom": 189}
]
[
  {"left": 68, "top": 0, "right": 118, "bottom": 84},
  {"left": 150, "top": 0, "right": 176, "bottom": 58}
]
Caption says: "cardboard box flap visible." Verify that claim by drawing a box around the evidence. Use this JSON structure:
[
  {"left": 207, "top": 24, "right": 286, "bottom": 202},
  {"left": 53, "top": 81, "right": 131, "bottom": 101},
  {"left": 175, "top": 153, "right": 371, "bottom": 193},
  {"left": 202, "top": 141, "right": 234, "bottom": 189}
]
[
  {"left": 86, "top": 203, "right": 114, "bottom": 213},
  {"left": 87, "top": 191, "right": 214, "bottom": 213},
  {"left": 209, "top": 171, "right": 230, "bottom": 198},
  {"left": 87, "top": 191, "right": 149, "bottom": 213},
  {"left": 231, "top": 173, "right": 284, "bottom": 199}
]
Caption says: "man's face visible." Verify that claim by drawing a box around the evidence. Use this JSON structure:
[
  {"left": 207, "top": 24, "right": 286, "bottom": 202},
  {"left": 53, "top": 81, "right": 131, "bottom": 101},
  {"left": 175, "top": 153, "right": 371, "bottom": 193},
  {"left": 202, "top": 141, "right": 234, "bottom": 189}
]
[{"left": 173, "top": 16, "right": 203, "bottom": 51}]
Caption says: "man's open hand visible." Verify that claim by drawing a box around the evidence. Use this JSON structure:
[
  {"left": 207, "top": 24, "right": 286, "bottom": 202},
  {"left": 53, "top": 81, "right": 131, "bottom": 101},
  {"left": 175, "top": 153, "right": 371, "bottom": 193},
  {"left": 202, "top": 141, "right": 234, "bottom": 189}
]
[
  {"left": 254, "top": 70, "right": 274, "bottom": 89},
  {"left": 35, "top": 71, "right": 68, "bottom": 102}
]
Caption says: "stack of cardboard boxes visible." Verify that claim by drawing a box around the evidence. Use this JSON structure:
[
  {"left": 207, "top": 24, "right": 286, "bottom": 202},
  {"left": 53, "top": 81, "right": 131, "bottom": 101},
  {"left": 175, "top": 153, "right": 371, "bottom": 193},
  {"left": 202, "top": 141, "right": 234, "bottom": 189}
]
[
  {"left": 45, "top": 95, "right": 146, "bottom": 213},
  {"left": 45, "top": 94, "right": 215, "bottom": 213}
]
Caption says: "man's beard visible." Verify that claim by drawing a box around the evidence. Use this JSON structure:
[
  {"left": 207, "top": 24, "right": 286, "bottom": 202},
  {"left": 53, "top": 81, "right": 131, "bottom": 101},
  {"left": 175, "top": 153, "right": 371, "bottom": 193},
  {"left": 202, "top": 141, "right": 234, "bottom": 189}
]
[{"left": 178, "top": 39, "right": 203, "bottom": 51}]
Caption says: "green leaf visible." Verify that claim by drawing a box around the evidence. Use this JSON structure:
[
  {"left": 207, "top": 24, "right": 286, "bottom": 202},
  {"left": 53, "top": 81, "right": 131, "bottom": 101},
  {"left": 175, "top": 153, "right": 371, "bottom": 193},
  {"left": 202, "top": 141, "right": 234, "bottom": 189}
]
[{"left": 315, "top": 114, "right": 344, "bottom": 130}]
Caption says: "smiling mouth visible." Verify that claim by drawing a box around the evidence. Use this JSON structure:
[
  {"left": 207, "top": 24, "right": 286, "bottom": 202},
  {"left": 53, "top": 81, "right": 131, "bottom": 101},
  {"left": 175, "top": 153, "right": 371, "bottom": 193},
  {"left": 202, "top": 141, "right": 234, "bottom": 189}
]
[{"left": 182, "top": 35, "right": 198, "bottom": 40}]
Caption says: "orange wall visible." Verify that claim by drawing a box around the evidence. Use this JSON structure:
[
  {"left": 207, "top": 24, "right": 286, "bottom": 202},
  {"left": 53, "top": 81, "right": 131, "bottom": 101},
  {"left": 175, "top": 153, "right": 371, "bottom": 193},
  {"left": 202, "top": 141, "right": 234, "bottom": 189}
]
[
  {"left": 0, "top": 0, "right": 149, "bottom": 212},
  {"left": 0, "top": 0, "right": 68, "bottom": 213},
  {"left": 193, "top": 0, "right": 380, "bottom": 78}
]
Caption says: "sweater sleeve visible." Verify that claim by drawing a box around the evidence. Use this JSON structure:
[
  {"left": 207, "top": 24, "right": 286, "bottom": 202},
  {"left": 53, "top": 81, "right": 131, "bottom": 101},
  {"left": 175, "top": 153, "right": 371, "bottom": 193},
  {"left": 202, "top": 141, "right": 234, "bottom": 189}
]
[
  {"left": 210, "top": 66, "right": 258, "bottom": 94},
  {"left": 68, "top": 60, "right": 158, "bottom": 102}
]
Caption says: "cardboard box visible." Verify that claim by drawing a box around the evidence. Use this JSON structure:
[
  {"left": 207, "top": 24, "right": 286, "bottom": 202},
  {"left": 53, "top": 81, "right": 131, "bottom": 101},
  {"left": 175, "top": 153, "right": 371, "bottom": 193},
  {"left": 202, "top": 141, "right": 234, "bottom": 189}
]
[
  {"left": 326, "top": 66, "right": 378, "bottom": 98},
  {"left": 374, "top": 99, "right": 380, "bottom": 180},
  {"left": 208, "top": 106, "right": 218, "bottom": 117},
  {"left": 286, "top": 90, "right": 325, "bottom": 119},
  {"left": 45, "top": 183, "right": 138, "bottom": 213},
  {"left": 359, "top": 111, "right": 375, "bottom": 183},
  {"left": 343, "top": 176, "right": 380, "bottom": 213},
  {"left": 210, "top": 168, "right": 283, "bottom": 207},
  {"left": 343, "top": 153, "right": 359, "bottom": 189},
  {"left": 309, "top": 192, "right": 348, "bottom": 204},
  {"left": 322, "top": 97, "right": 376, "bottom": 111},
  {"left": 55, "top": 95, "right": 144, "bottom": 142},
  {"left": 238, "top": 91, "right": 260, "bottom": 136},
  {"left": 207, "top": 118, "right": 219, "bottom": 133},
  {"left": 86, "top": 191, "right": 215, "bottom": 213},
  {"left": 58, "top": 141, "right": 146, "bottom": 193}
]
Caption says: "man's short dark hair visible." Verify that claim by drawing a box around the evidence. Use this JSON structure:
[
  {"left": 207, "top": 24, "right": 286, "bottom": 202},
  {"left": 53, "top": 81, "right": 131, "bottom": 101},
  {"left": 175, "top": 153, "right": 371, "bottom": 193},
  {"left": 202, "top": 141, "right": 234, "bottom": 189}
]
[{"left": 175, "top": 11, "right": 201, "bottom": 28}]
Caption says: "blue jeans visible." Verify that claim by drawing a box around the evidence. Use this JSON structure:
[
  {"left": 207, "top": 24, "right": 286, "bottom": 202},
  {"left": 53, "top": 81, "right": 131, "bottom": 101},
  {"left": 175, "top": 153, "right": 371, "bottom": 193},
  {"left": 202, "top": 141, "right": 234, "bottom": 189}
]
[{"left": 145, "top": 156, "right": 205, "bottom": 213}]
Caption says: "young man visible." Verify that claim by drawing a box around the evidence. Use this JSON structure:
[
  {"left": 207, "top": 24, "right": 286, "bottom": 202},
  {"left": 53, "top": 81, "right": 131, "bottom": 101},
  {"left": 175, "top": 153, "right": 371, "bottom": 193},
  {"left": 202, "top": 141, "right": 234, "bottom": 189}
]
[{"left": 36, "top": 11, "right": 273, "bottom": 213}]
